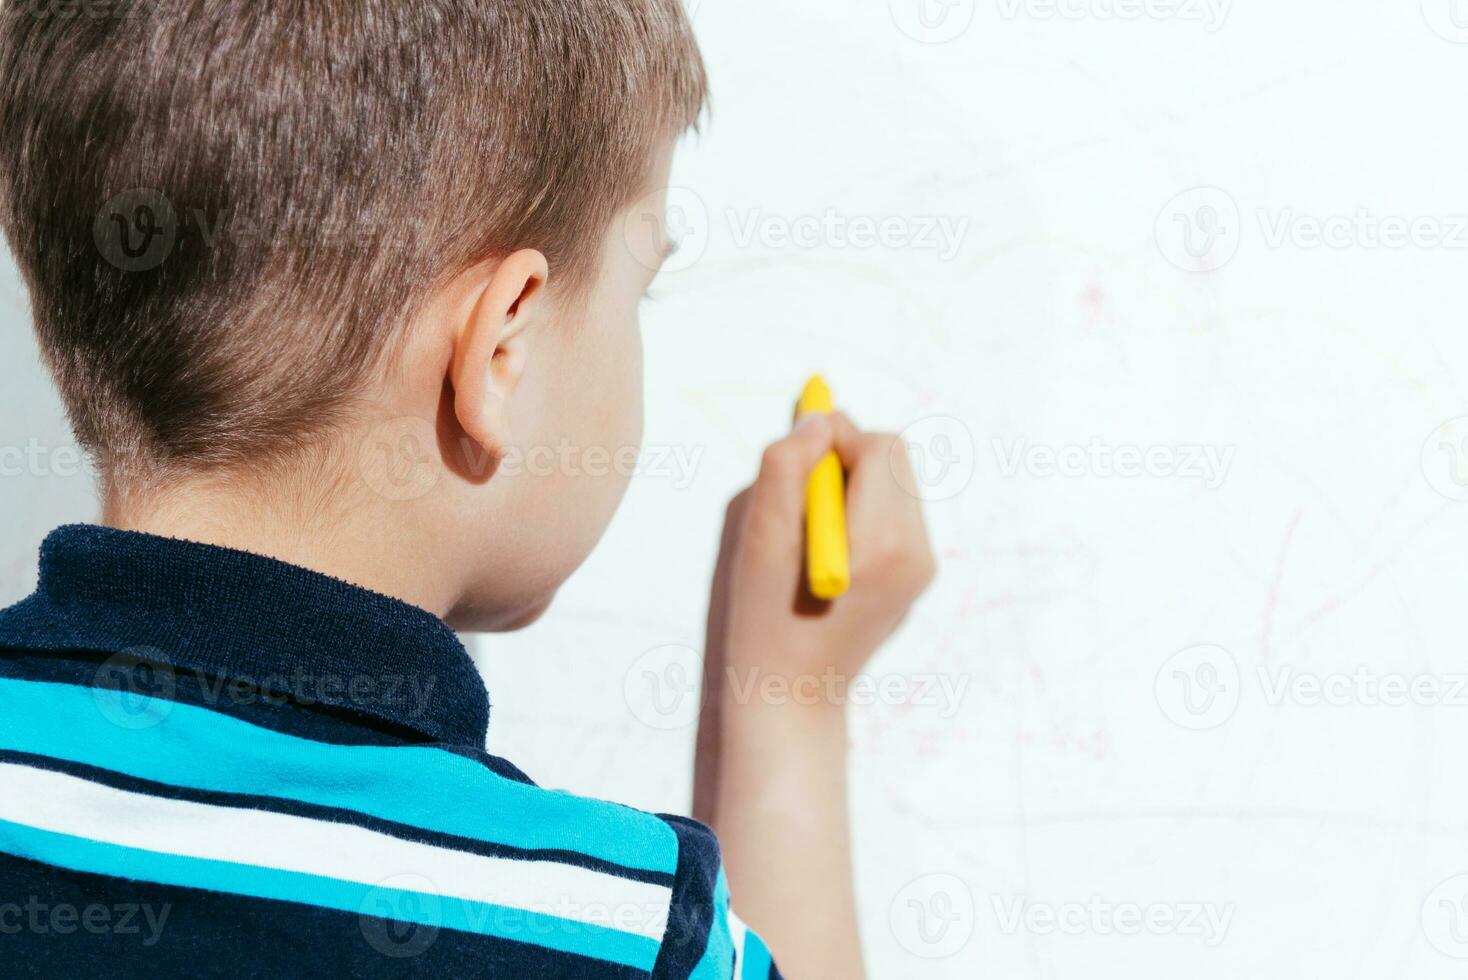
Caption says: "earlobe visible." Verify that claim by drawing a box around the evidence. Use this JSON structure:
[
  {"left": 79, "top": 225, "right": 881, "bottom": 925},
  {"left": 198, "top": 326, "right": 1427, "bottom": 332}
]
[{"left": 449, "top": 250, "right": 548, "bottom": 463}]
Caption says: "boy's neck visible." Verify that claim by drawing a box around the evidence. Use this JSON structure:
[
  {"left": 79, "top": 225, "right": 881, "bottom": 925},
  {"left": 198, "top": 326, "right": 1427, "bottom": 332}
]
[{"left": 102, "top": 478, "right": 458, "bottom": 620}]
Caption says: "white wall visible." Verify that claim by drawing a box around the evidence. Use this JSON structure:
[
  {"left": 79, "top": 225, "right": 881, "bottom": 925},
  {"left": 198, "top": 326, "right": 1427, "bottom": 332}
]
[
  {"left": 5, "top": 2, "right": 1468, "bottom": 978},
  {"left": 0, "top": 250, "right": 99, "bottom": 597},
  {"left": 485, "top": 2, "right": 1468, "bottom": 978}
]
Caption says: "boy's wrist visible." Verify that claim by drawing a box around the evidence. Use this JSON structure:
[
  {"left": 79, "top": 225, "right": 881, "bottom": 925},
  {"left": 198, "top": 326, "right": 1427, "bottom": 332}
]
[
  {"left": 711, "top": 656, "right": 856, "bottom": 722},
  {"left": 713, "top": 672, "right": 851, "bottom": 753},
  {"left": 710, "top": 688, "right": 850, "bottom": 818}
]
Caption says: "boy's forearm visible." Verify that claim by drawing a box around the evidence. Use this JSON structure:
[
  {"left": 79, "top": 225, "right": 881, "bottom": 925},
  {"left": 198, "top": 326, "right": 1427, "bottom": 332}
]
[
  {"left": 694, "top": 416, "right": 932, "bottom": 979},
  {"left": 703, "top": 692, "right": 867, "bottom": 980}
]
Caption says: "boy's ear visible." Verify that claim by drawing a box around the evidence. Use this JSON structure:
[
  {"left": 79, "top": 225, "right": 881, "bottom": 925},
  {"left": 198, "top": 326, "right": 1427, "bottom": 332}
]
[{"left": 449, "top": 249, "right": 549, "bottom": 462}]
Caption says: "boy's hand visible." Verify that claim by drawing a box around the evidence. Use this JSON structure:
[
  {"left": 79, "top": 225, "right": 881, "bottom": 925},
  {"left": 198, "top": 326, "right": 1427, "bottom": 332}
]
[
  {"left": 711, "top": 411, "right": 936, "bottom": 696},
  {"left": 696, "top": 410, "right": 935, "bottom": 980}
]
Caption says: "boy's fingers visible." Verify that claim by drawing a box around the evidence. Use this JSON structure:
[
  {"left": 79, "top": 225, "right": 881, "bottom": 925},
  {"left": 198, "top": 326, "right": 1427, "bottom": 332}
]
[
  {"left": 749, "top": 409, "right": 936, "bottom": 592},
  {"left": 831, "top": 414, "right": 905, "bottom": 499},
  {"left": 831, "top": 412, "right": 902, "bottom": 483},
  {"left": 830, "top": 415, "right": 935, "bottom": 583},
  {"left": 829, "top": 412, "right": 866, "bottom": 468},
  {"left": 755, "top": 412, "right": 835, "bottom": 504}
]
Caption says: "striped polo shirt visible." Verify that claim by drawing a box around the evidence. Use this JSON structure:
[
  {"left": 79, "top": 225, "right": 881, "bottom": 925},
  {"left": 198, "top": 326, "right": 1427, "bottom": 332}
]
[{"left": 0, "top": 525, "right": 782, "bottom": 979}]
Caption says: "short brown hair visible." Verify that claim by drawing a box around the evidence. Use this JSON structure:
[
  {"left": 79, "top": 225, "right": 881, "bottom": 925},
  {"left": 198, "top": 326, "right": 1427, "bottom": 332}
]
[{"left": 0, "top": 0, "right": 705, "bottom": 474}]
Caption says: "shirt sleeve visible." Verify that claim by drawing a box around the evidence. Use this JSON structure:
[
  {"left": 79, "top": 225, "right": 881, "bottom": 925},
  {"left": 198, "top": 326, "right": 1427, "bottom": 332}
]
[{"left": 652, "top": 814, "right": 784, "bottom": 980}]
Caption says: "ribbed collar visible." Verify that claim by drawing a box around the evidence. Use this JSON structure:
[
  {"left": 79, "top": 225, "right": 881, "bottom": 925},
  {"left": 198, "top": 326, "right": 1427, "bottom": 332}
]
[{"left": 0, "top": 524, "right": 489, "bottom": 746}]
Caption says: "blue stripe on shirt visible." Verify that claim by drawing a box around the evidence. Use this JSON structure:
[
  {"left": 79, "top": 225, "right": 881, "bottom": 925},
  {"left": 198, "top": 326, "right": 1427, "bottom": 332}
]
[
  {"left": 0, "top": 747, "right": 675, "bottom": 888},
  {"left": 741, "top": 930, "right": 774, "bottom": 980},
  {"left": 689, "top": 870, "right": 737, "bottom": 980},
  {"left": 0, "top": 677, "right": 677, "bottom": 876}
]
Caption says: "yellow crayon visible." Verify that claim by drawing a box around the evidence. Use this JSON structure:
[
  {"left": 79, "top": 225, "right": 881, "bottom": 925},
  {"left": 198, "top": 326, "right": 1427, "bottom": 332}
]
[{"left": 797, "top": 374, "right": 851, "bottom": 600}]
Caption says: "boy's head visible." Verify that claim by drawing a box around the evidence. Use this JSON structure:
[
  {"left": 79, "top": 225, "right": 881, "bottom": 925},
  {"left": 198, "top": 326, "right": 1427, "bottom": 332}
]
[{"left": 0, "top": 0, "right": 705, "bottom": 630}]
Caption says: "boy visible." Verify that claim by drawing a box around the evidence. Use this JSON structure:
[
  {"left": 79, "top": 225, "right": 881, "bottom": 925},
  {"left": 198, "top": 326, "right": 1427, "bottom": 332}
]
[{"left": 0, "top": 2, "right": 934, "bottom": 977}]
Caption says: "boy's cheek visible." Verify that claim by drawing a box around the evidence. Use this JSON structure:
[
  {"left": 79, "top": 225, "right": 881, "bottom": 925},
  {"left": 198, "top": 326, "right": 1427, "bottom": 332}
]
[
  {"left": 550, "top": 299, "right": 645, "bottom": 474},
  {"left": 462, "top": 290, "right": 643, "bottom": 627}
]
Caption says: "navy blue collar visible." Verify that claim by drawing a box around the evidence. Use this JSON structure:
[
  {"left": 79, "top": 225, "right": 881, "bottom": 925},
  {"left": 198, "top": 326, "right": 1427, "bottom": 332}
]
[{"left": 0, "top": 525, "right": 489, "bottom": 746}]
